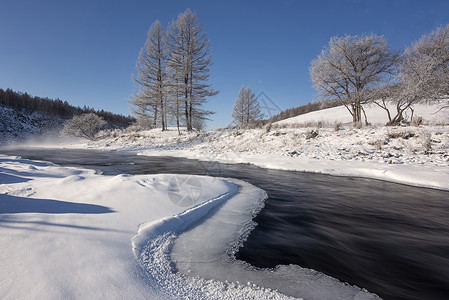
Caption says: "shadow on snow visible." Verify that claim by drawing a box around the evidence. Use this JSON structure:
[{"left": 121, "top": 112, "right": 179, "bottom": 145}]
[{"left": 0, "top": 194, "right": 115, "bottom": 214}]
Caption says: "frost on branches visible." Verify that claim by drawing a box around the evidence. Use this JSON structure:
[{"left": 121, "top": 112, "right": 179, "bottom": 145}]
[
  {"left": 232, "top": 86, "right": 263, "bottom": 127},
  {"left": 61, "top": 113, "right": 106, "bottom": 141},
  {"left": 310, "top": 34, "right": 399, "bottom": 125},
  {"left": 131, "top": 9, "right": 218, "bottom": 133}
]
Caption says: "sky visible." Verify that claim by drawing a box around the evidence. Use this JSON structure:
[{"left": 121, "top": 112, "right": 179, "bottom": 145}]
[{"left": 1, "top": 0, "right": 449, "bottom": 129}]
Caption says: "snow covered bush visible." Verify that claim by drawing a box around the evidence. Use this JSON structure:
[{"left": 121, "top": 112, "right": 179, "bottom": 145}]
[
  {"left": 411, "top": 116, "right": 423, "bottom": 127},
  {"left": 419, "top": 130, "right": 432, "bottom": 152},
  {"left": 61, "top": 113, "right": 106, "bottom": 141},
  {"left": 305, "top": 129, "right": 319, "bottom": 139},
  {"left": 334, "top": 122, "right": 342, "bottom": 131}
]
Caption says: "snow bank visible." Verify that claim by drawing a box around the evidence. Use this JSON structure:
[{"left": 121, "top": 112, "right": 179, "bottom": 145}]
[
  {"left": 0, "top": 155, "right": 237, "bottom": 299},
  {"left": 130, "top": 180, "right": 297, "bottom": 299}
]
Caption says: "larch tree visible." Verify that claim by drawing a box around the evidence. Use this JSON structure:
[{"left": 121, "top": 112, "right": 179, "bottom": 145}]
[
  {"left": 232, "top": 86, "right": 263, "bottom": 127},
  {"left": 165, "top": 65, "right": 184, "bottom": 134},
  {"left": 131, "top": 20, "right": 167, "bottom": 130},
  {"left": 310, "top": 34, "right": 399, "bottom": 125},
  {"left": 166, "top": 9, "right": 217, "bottom": 131}
]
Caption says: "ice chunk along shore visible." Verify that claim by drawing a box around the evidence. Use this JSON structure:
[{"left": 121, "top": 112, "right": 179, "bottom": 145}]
[{"left": 132, "top": 178, "right": 380, "bottom": 299}]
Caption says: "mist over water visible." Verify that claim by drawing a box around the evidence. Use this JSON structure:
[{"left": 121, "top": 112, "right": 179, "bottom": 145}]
[{"left": 1, "top": 147, "right": 448, "bottom": 300}]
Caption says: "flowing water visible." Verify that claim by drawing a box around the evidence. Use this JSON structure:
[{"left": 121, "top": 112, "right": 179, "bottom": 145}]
[{"left": 1, "top": 147, "right": 448, "bottom": 300}]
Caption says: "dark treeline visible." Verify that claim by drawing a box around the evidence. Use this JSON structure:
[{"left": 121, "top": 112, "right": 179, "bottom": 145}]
[
  {"left": 0, "top": 88, "right": 135, "bottom": 127},
  {"left": 267, "top": 99, "right": 341, "bottom": 124}
]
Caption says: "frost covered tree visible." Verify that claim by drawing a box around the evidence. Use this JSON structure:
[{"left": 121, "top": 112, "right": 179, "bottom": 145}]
[
  {"left": 310, "top": 34, "right": 399, "bottom": 125},
  {"left": 372, "top": 25, "right": 449, "bottom": 125},
  {"left": 232, "top": 86, "right": 263, "bottom": 127},
  {"left": 61, "top": 113, "right": 106, "bottom": 141},
  {"left": 165, "top": 66, "right": 183, "bottom": 134},
  {"left": 166, "top": 9, "right": 217, "bottom": 131},
  {"left": 391, "top": 24, "right": 449, "bottom": 123},
  {"left": 131, "top": 20, "right": 167, "bottom": 130}
]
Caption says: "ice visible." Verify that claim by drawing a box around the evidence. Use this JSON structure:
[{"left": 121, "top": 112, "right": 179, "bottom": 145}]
[{"left": 170, "top": 179, "right": 379, "bottom": 300}]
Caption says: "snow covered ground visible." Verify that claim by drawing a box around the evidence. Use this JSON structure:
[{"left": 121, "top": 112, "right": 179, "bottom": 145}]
[
  {"left": 0, "top": 155, "right": 378, "bottom": 299},
  {"left": 68, "top": 101, "right": 449, "bottom": 190},
  {"left": 0, "top": 104, "right": 63, "bottom": 143}
]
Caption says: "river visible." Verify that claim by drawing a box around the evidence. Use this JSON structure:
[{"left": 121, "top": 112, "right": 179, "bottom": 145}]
[{"left": 1, "top": 147, "right": 448, "bottom": 300}]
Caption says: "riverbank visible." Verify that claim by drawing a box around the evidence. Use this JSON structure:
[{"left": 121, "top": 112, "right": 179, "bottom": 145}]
[{"left": 55, "top": 122, "right": 449, "bottom": 191}]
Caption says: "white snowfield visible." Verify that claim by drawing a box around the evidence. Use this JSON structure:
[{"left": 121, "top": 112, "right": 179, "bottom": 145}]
[
  {"left": 0, "top": 156, "right": 379, "bottom": 299},
  {"left": 275, "top": 102, "right": 448, "bottom": 126}
]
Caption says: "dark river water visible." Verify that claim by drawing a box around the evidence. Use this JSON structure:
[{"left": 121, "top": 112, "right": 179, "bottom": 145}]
[{"left": 1, "top": 147, "right": 449, "bottom": 300}]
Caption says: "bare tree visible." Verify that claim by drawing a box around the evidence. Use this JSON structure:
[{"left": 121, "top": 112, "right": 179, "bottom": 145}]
[
  {"left": 232, "top": 86, "right": 263, "bottom": 127},
  {"left": 166, "top": 9, "right": 217, "bottom": 131},
  {"left": 131, "top": 20, "right": 167, "bottom": 130},
  {"left": 61, "top": 113, "right": 106, "bottom": 140},
  {"left": 310, "top": 34, "right": 399, "bottom": 125},
  {"left": 371, "top": 84, "right": 401, "bottom": 124}
]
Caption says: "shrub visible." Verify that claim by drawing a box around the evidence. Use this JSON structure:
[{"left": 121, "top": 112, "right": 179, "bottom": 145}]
[
  {"left": 265, "top": 122, "right": 272, "bottom": 133},
  {"left": 61, "top": 113, "right": 106, "bottom": 141},
  {"left": 334, "top": 122, "right": 342, "bottom": 131},
  {"left": 305, "top": 129, "right": 319, "bottom": 139},
  {"left": 419, "top": 130, "right": 432, "bottom": 152},
  {"left": 411, "top": 116, "right": 423, "bottom": 127},
  {"left": 387, "top": 130, "right": 415, "bottom": 139}
]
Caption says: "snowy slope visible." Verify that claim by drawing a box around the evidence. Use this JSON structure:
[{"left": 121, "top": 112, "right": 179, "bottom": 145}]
[
  {"left": 275, "top": 101, "right": 449, "bottom": 125},
  {"left": 0, "top": 104, "right": 63, "bottom": 143}
]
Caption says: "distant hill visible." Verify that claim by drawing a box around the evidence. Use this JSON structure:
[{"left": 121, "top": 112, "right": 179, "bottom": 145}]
[
  {"left": 0, "top": 88, "right": 136, "bottom": 143},
  {"left": 0, "top": 88, "right": 135, "bottom": 127},
  {"left": 267, "top": 99, "right": 341, "bottom": 124},
  {"left": 0, "top": 104, "right": 64, "bottom": 142},
  {"left": 275, "top": 101, "right": 449, "bottom": 126}
]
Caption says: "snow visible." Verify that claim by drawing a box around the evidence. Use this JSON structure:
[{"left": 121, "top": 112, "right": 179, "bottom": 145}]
[
  {"left": 0, "top": 104, "right": 63, "bottom": 143},
  {"left": 276, "top": 102, "right": 449, "bottom": 126},
  {"left": 1, "top": 155, "right": 380, "bottom": 299},
  {"left": 59, "top": 101, "right": 449, "bottom": 191}
]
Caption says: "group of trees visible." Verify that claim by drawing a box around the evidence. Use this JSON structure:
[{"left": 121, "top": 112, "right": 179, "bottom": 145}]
[
  {"left": 310, "top": 24, "right": 449, "bottom": 125},
  {"left": 0, "top": 88, "right": 135, "bottom": 127},
  {"left": 131, "top": 9, "right": 217, "bottom": 133}
]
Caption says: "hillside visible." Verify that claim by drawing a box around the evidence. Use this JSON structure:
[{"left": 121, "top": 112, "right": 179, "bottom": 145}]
[
  {"left": 275, "top": 101, "right": 449, "bottom": 126},
  {"left": 0, "top": 104, "right": 64, "bottom": 143},
  {"left": 0, "top": 88, "right": 135, "bottom": 127},
  {"left": 0, "top": 88, "right": 136, "bottom": 143}
]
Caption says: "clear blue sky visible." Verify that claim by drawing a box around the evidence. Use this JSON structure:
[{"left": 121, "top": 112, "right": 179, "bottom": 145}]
[{"left": 1, "top": 0, "right": 448, "bottom": 128}]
